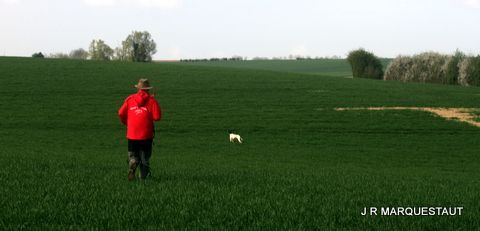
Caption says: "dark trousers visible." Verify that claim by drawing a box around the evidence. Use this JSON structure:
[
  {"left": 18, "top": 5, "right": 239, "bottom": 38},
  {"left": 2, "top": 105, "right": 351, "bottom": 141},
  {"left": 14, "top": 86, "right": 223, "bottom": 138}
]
[{"left": 128, "top": 139, "right": 153, "bottom": 179}]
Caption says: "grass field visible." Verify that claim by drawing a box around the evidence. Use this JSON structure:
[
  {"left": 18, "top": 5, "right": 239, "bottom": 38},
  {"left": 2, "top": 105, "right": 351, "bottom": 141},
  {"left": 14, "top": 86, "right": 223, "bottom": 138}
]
[
  {"left": 176, "top": 59, "right": 391, "bottom": 77},
  {"left": 1, "top": 57, "right": 479, "bottom": 230}
]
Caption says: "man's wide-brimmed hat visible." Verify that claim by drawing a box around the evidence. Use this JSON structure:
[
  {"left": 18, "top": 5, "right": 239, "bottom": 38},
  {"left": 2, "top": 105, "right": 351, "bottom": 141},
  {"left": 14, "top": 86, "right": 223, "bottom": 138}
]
[{"left": 135, "top": 78, "right": 153, "bottom": 90}]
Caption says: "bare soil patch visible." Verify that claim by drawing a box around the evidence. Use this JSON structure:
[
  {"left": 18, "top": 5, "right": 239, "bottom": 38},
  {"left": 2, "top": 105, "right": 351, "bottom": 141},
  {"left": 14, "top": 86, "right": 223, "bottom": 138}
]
[{"left": 335, "top": 107, "right": 480, "bottom": 127}]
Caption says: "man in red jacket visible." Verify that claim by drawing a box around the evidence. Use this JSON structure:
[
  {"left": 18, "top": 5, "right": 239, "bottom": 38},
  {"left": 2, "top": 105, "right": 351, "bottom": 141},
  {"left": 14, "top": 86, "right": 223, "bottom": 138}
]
[{"left": 118, "top": 79, "right": 162, "bottom": 181}]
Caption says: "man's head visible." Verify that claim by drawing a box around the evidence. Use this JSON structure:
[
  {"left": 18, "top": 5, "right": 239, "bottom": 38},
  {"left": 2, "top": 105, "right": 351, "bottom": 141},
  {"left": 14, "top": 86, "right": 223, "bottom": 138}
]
[{"left": 135, "top": 78, "right": 153, "bottom": 91}]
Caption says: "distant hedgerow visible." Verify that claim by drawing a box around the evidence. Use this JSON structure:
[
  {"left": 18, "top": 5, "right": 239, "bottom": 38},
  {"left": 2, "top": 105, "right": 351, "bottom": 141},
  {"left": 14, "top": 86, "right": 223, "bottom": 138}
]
[
  {"left": 347, "top": 49, "right": 384, "bottom": 79},
  {"left": 385, "top": 51, "right": 480, "bottom": 86},
  {"left": 384, "top": 52, "right": 449, "bottom": 84}
]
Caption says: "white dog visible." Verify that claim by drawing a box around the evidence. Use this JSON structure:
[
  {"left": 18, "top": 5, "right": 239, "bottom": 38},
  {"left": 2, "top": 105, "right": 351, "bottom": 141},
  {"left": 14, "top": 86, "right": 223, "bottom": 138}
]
[{"left": 228, "top": 130, "right": 243, "bottom": 143}]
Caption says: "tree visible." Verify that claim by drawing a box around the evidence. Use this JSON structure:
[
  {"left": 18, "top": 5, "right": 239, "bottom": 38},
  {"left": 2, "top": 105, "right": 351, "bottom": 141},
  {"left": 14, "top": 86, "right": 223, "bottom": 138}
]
[
  {"left": 32, "top": 52, "right": 44, "bottom": 58},
  {"left": 116, "top": 31, "right": 157, "bottom": 62},
  {"left": 459, "top": 56, "right": 480, "bottom": 86},
  {"left": 69, "top": 48, "right": 89, "bottom": 60},
  {"left": 113, "top": 46, "right": 128, "bottom": 61},
  {"left": 89, "top": 39, "right": 113, "bottom": 61},
  {"left": 445, "top": 50, "right": 465, "bottom": 84},
  {"left": 347, "top": 49, "right": 384, "bottom": 79}
]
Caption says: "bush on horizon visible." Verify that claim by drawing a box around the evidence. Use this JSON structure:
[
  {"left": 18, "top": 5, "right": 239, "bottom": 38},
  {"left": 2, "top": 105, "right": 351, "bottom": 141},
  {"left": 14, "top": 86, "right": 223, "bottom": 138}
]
[
  {"left": 347, "top": 49, "right": 384, "bottom": 79},
  {"left": 32, "top": 52, "right": 44, "bottom": 58}
]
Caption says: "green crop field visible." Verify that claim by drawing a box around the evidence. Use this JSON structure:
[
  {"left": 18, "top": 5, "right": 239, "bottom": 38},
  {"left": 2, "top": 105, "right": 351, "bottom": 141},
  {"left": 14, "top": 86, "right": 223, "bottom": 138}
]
[
  {"left": 1, "top": 57, "right": 479, "bottom": 230},
  {"left": 176, "top": 59, "right": 391, "bottom": 77}
]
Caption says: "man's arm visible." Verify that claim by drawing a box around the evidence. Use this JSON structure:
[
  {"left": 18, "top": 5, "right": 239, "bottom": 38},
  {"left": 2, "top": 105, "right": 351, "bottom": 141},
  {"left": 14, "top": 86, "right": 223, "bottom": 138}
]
[
  {"left": 118, "top": 99, "right": 128, "bottom": 125},
  {"left": 151, "top": 98, "right": 162, "bottom": 121}
]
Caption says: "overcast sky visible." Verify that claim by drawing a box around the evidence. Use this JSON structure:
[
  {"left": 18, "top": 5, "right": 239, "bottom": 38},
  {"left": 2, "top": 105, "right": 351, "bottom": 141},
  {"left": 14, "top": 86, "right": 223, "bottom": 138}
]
[{"left": 0, "top": 0, "right": 479, "bottom": 59}]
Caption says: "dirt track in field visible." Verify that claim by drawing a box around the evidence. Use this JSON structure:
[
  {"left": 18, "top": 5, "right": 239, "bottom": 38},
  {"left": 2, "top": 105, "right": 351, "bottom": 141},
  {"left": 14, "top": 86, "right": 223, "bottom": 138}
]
[{"left": 334, "top": 107, "right": 480, "bottom": 128}]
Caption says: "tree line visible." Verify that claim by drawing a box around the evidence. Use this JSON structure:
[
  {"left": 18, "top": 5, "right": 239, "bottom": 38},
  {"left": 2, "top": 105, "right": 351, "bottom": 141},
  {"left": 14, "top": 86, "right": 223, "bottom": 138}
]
[
  {"left": 347, "top": 48, "right": 480, "bottom": 87},
  {"left": 32, "top": 31, "right": 156, "bottom": 62},
  {"left": 180, "top": 55, "right": 344, "bottom": 62}
]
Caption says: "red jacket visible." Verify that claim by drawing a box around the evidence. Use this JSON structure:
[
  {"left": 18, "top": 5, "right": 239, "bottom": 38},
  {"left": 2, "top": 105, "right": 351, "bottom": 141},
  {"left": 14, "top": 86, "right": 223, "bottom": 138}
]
[{"left": 118, "top": 90, "right": 161, "bottom": 140}]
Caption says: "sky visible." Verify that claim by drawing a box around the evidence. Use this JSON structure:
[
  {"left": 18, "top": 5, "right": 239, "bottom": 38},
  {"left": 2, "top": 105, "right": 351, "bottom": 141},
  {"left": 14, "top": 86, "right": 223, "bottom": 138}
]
[{"left": 0, "top": 0, "right": 479, "bottom": 60}]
